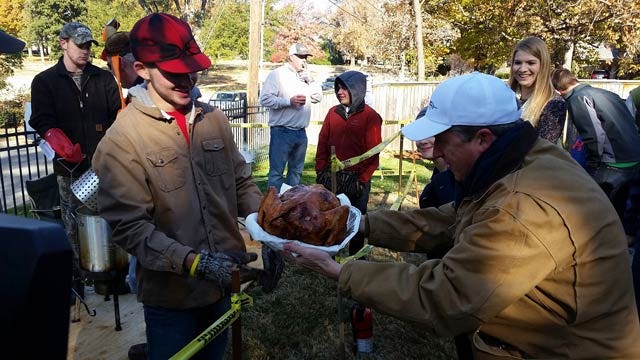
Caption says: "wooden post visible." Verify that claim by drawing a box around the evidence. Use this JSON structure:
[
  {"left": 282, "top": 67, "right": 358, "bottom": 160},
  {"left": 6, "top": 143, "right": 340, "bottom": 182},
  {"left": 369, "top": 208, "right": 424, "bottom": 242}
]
[
  {"left": 398, "top": 128, "right": 404, "bottom": 210},
  {"left": 330, "top": 146, "right": 337, "bottom": 194},
  {"left": 247, "top": 0, "right": 262, "bottom": 106},
  {"left": 231, "top": 269, "right": 241, "bottom": 360}
]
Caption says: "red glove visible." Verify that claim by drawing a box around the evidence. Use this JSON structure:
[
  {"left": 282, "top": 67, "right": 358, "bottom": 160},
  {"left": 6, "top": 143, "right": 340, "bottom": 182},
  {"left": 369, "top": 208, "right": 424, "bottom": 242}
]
[{"left": 44, "top": 128, "right": 83, "bottom": 163}]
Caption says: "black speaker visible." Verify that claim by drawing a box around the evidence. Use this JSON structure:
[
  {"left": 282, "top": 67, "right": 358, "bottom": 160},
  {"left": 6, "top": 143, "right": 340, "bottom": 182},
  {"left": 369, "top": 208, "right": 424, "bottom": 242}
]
[{"left": 0, "top": 214, "right": 72, "bottom": 359}]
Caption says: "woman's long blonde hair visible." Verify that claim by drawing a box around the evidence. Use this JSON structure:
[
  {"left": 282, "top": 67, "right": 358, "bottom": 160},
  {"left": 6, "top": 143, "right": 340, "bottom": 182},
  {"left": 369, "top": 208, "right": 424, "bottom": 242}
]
[{"left": 508, "top": 36, "right": 555, "bottom": 127}]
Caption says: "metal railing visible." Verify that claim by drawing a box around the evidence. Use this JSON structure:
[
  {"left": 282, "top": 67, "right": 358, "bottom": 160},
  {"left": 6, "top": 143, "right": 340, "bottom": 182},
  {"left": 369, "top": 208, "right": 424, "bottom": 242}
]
[
  {"left": 0, "top": 118, "right": 53, "bottom": 215},
  {"left": 1, "top": 106, "right": 271, "bottom": 215}
]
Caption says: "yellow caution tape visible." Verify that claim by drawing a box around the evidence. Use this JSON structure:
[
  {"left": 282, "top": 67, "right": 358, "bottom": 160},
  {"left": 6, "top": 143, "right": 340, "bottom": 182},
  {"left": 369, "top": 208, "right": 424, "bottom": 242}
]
[
  {"left": 301, "top": 169, "right": 415, "bottom": 176},
  {"left": 230, "top": 119, "right": 412, "bottom": 129},
  {"left": 381, "top": 120, "right": 412, "bottom": 125},
  {"left": 335, "top": 244, "right": 374, "bottom": 264},
  {"left": 332, "top": 130, "right": 402, "bottom": 171},
  {"left": 228, "top": 123, "right": 270, "bottom": 128},
  {"left": 374, "top": 169, "right": 414, "bottom": 176},
  {"left": 170, "top": 292, "right": 253, "bottom": 360}
]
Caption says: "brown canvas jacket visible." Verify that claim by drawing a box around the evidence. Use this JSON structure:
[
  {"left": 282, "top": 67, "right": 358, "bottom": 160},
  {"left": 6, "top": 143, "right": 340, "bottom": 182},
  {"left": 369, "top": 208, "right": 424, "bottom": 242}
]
[
  {"left": 340, "top": 139, "right": 640, "bottom": 358},
  {"left": 93, "top": 94, "right": 262, "bottom": 309}
]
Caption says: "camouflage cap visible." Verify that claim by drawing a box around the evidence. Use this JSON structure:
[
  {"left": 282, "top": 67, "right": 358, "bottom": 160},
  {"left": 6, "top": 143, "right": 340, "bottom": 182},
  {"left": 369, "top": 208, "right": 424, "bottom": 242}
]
[{"left": 59, "top": 22, "right": 98, "bottom": 46}]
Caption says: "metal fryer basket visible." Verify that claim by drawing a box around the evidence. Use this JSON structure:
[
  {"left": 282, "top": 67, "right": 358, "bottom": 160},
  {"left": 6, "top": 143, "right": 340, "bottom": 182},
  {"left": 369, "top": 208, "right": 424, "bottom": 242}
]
[{"left": 71, "top": 169, "right": 99, "bottom": 212}]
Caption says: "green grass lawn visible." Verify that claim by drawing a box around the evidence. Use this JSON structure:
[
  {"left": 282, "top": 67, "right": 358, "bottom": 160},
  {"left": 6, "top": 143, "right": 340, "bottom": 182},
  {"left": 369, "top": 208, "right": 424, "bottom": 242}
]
[{"left": 238, "top": 146, "right": 456, "bottom": 359}]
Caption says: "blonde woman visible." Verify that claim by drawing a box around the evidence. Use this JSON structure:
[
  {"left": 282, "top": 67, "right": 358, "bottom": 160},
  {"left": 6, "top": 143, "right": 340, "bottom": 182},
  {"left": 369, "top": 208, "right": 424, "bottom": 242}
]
[{"left": 509, "top": 36, "right": 566, "bottom": 142}]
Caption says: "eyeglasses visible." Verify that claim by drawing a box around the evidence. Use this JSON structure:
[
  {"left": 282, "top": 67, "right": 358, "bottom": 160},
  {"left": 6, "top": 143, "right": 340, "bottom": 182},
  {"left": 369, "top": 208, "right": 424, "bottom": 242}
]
[
  {"left": 293, "top": 54, "right": 309, "bottom": 60},
  {"left": 157, "top": 36, "right": 201, "bottom": 60}
]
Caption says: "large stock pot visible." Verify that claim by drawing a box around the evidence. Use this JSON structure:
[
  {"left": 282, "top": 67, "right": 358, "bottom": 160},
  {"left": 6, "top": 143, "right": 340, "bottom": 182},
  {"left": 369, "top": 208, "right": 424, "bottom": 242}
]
[{"left": 75, "top": 206, "right": 129, "bottom": 273}]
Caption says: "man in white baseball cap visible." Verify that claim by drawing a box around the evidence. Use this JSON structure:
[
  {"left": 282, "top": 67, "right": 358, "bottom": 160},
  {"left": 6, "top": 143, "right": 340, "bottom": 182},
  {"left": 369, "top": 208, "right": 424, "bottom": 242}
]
[
  {"left": 283, "top": 72, "right": 640, "bottom": 358},
  {"left": 259, "top": 43, "right": 322, "bottom": 191}
]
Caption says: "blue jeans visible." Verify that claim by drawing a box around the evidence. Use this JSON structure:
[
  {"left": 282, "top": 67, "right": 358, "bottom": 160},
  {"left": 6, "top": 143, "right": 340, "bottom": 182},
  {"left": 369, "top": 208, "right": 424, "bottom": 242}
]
[
  {"left": 268, "top": 126, "right": 307, "bottom": 191},
  {"left": 144, "top": 297, "right": 231, "bottom": 360}
]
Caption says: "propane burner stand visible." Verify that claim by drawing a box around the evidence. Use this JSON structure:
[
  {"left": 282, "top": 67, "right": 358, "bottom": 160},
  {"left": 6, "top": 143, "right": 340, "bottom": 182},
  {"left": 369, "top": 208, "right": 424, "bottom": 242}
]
[{"left": 80, "top": 268, "right": 129, "bottom": 331}]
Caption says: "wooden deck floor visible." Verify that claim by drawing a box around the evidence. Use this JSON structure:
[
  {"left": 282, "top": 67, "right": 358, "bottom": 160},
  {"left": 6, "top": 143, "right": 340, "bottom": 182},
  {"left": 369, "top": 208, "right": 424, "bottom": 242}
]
[
  {"left": 67, "top": 231, "right": 263, "bottom": 359},
  {"left": 67, "top": 288, "right": 145, "bottom": 360}
]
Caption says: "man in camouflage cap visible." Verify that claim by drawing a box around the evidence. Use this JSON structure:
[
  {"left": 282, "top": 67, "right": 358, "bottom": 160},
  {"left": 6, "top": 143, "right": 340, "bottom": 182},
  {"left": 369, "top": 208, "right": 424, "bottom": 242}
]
[
  {"left": 59, "top": 22, "right": 99, "bottom": 47},
  {"left": 29, "top": 22, "right": 121, "bottom": 302}
]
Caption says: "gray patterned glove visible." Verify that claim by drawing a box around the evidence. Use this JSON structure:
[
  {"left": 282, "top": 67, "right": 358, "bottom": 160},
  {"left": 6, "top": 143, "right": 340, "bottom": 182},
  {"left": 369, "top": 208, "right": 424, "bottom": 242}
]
[
  {"left": 194, "top": 250, "right": 261, "bottom": 292},
  {"left": 259, "top": 245, "right": 284, "bottom": 293}
]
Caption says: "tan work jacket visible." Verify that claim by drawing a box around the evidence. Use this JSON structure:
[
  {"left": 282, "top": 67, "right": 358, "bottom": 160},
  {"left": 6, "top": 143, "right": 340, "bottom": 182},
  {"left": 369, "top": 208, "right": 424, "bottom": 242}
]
[
  {"left": 340, "top": 139, "right": 640, "bottom": 358},
  {"left": 93, "top": 96, "right": 262, "bottom": 309}
]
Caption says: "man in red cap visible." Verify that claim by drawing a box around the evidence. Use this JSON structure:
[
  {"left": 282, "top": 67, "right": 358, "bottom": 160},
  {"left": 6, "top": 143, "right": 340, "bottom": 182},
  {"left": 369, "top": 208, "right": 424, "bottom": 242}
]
[
  {"left": 29, "top": 22, "right": 121, "bottom": 301},
  {"left": 92, "top": 13, "right": 282, "bottom": 360}
]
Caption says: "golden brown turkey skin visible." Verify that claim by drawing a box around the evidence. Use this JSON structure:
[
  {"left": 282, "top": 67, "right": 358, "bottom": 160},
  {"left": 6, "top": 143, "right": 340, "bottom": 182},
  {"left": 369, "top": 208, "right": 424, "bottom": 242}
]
[{"left": 258, "top": 184, "right": 350, "bottom": 246}]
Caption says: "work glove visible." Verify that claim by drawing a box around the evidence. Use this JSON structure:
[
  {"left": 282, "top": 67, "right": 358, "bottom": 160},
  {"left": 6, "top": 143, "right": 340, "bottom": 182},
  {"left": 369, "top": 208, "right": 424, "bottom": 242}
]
[
  {"left": 316, "top": 168, "right": 331, "bottom": 189},
  {"left": 44, "top": 128, "right": 83, "bottom": 163},
  {"left": 193, "top": 250, "right": 261, "bottom": 293},
  {"left": 259, "top": 245, "right": 284, "bottom": 293}
]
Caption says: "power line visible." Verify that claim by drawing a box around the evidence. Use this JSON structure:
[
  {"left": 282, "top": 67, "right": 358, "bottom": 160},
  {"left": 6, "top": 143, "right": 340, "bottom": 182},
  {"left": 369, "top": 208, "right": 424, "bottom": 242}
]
[
  {"left": 353, "top": 0, "right": 385, "bottom": 16},
  {"left": 326, "top": 0, "right": 369, "bottom": 25}
]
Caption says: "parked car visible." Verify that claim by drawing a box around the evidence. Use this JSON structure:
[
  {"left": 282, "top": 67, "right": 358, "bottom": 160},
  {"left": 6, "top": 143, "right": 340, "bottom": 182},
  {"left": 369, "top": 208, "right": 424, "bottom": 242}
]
[
  {"left": 208, "top": 91, "right": 247, "bottom": 120},
  {"left": 321, "top": 76, "right": 336, "bottom": 91},
  {"left": 590, "top": 69, "right": 610, "bottom": 79}
]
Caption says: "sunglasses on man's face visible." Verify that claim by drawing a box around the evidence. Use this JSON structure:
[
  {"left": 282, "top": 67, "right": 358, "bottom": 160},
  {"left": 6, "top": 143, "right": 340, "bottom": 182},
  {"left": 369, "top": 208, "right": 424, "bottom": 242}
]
[
  {"left": 294, "top": 54, "right": 309, "bottom": 60},
  {"left": 158, "top": 36, "right": 201, "bottom": 60}
]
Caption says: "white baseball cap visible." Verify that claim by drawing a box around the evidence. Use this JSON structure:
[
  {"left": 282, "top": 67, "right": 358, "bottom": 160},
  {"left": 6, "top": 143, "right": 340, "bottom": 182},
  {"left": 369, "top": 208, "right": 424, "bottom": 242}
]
[
  {"left": 402, "top": 72, "right": 521, "bottom": 141},
  {"left": 289, "top": 43, "right": 311, "bottom": 56}
]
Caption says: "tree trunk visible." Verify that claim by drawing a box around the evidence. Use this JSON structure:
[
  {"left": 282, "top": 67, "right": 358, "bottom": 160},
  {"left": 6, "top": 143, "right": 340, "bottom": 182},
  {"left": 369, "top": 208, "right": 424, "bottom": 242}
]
[
  {"left": 400, "top": 51, "right": 406, "bottom": 81},
  {"left": 413, "top": 0, "right": 425, "bottom": 81},
  {"left": 563, "top": 42, "right": 574, "bottom": 70}
]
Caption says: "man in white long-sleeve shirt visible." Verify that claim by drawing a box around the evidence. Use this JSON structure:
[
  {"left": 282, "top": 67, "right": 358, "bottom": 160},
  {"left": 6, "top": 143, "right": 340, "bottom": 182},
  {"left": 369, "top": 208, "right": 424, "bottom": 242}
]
[{"left": 259, "top": 43, "right": 323, "bottom": 191}]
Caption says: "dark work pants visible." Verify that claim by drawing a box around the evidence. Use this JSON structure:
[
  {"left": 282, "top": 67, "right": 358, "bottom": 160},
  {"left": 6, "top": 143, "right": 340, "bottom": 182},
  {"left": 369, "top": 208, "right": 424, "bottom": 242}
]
[{"left": 348, "top": 180, "right": 371, "bottom": 255}]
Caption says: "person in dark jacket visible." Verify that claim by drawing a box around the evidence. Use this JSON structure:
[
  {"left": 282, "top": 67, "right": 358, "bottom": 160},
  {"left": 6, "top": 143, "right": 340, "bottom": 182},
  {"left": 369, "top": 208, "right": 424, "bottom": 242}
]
[
  {"left": 413, "top": 106, "right": 456, "bottom": 211},
  {"left": 551, "top": 68, "right": 640, "bottom": 220},
  {"left": 28, "top": 22, "right": 121, "bottom": 299}
]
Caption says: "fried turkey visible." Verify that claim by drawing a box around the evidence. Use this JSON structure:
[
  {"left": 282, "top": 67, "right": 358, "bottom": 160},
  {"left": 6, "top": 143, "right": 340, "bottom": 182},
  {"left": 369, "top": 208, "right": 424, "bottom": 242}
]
[{"left": 257, "top": 184, "right": 350, "bottom": 246}]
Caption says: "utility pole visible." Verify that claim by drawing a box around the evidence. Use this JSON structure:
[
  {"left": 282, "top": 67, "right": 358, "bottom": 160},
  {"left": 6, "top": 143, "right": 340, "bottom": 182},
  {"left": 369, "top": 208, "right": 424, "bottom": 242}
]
[
  {"left": 248, "top": 0, "right": 262, "bottom": 106},
  {"left": 413, "top": 0, "right": 425, "bottom": 81}
]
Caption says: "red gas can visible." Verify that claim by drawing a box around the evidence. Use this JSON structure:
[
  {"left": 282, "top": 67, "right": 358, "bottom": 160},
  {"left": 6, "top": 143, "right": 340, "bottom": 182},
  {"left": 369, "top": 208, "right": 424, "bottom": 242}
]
[{"left": 351, "top": 303, "right": 373, "bottom": 353}]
